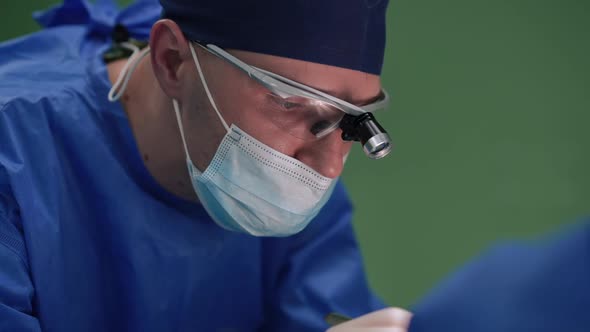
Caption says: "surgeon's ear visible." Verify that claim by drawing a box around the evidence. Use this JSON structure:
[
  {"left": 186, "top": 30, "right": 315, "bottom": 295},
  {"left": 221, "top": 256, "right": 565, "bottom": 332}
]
[{"left": 149, "top": 19, "right": 192, "bottom": 99}]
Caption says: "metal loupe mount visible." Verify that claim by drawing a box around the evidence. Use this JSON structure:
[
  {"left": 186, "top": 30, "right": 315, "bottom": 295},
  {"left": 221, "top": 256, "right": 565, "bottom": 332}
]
[{"left": 340, "top": 112, "right": 392, "bottom": 159}]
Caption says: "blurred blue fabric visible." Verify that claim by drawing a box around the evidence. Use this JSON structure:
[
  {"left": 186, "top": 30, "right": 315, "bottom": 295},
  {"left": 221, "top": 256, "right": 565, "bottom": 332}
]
[
  {"left": 0, "top": 1, "right": 384, "bottom": 331},
  {"left": 410, "top": 220, "right": 590, "bottom": 332}
]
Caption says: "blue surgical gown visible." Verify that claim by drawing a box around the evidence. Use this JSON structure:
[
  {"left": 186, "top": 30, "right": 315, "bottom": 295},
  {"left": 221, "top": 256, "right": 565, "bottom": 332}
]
[
  {"left": 410, "top": 221, "right": 590, "bottom": 332},
  {"left": 0, "top": 1, "right": 384, "bottom": 331}
]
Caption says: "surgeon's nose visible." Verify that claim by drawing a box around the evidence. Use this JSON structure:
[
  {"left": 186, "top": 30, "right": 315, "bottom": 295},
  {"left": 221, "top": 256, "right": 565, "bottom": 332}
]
[{"left": 294, "top": 130, "right": 350, "bottom": 179}]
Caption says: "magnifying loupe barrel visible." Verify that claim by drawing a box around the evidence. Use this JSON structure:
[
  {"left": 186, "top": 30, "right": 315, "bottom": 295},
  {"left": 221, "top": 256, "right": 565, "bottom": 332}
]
[
  {"left": 340, "top": 113, "right": 392, "bottom": 159},
  {"left": 363, "top": 132, "right": 392, "bottom": 159}
]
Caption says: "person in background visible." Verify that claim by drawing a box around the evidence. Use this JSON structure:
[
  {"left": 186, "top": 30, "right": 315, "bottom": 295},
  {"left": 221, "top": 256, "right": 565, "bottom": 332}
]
[
  {"left": 409, "top": 220, "right": 590, "bottom": 332},
  {"left": 0, "top": 0, "right": 410, "bottom": 331}
]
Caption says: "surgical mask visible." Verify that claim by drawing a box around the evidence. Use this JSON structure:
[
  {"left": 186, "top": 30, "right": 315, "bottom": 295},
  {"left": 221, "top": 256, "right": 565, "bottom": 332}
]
[{"left": 170, "top": 43, "right": 338, "bottom": 237}]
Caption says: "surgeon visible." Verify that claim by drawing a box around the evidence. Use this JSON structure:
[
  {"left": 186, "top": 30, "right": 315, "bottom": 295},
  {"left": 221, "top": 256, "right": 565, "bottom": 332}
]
[{"left": 0, "top": 0, "right": 408, "bottom": 331}]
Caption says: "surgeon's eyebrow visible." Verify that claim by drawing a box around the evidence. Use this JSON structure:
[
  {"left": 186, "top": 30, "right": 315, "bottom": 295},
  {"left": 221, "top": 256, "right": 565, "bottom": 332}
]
[
  {"left": 262, "top": 86, "right": 382, "bottom": 109},
  {"left": 248, "top": 64, "right": 382, "bottom": 107},
  {"left": 296, "top": 62, "right": 382, "bottom": 106},
  {"left": 297, "top": 84, "right": 383, "bottom": 107},
  {"left": 292, "top": 71, "right": 382, "bottom": 106},
  {"left": 324, "top": 88, "right": 383, "bottom": 106},
  {"left": 267, "top": 77, "right": 381, "bottom": 106}
]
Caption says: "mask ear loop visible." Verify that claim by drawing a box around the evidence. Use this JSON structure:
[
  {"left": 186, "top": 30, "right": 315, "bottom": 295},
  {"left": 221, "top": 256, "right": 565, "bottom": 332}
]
[
  {"left": 172, "top": 99, "right": 195, "bottom": 167},
  {"left": 108, "top": 42, "right": 151, "bottom": 102},
  {"left": 173, "top": 43, "right": 231, "bottom": 167},
  {"left": 188, "top": 43, "right": 229, "bottom": 132}
]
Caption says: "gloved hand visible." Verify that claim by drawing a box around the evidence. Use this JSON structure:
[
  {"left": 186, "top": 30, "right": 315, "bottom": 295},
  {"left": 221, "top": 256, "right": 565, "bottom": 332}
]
[{"left": 326, "top": 307, "right": 413, "bottom": 332}]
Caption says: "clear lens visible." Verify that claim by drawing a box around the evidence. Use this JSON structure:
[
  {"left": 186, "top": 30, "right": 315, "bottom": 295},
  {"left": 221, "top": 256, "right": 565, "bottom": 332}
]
[
  {"left": 203, "top": 43, "right": 391, "bottom": 146},
  {"left": 263, "top": 93, "right": 345, "bottom": 141}
]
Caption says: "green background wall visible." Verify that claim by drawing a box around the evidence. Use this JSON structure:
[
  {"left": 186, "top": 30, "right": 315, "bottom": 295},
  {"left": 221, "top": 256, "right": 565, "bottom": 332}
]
[{"left": 2, "top": 0, "right": 589, "bottom": 308}]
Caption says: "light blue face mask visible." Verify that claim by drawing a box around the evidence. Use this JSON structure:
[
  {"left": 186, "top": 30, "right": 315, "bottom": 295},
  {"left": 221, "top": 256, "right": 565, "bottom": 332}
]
[{"left": 171, "top": 44, "right": 337, "bottom": 237}]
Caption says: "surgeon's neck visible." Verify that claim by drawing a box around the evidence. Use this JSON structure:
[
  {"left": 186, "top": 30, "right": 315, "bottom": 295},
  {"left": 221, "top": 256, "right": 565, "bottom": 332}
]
[{"left": 107, "top": 57, "right": 199, "bottom": 203}]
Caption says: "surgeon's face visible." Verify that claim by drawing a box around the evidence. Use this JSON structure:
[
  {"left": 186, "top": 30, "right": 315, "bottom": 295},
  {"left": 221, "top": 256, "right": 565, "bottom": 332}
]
[{"left": 151, "top": 20, "right": 382, "bottom": 179}]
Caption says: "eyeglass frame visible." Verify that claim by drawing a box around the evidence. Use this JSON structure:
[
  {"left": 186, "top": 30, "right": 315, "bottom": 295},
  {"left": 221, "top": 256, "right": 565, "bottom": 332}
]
[{"left": 195, "top": 43, "right": 390, "bottom": 118}]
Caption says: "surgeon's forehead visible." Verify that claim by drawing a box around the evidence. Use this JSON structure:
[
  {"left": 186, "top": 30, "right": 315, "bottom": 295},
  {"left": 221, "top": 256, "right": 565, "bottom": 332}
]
[{"left": 228, "top": 49, "right": 383, "bottom": 105}]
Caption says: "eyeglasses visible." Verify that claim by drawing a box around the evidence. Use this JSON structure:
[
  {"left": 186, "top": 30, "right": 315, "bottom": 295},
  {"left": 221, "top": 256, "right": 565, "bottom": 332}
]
[{"left": 197, "top": 43, "right": 393, "bottom": 159}]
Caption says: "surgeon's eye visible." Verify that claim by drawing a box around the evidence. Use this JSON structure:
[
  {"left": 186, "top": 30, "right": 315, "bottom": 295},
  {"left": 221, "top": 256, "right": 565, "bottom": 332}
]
[
  {"left": 282, "top": 101, "right": 301, "bottom": 109},
  {"left": 277, "top": 99, "right": 305, "bottom": 111},
  {"left": 267, "top": 94, "right": 306, "bottom": 111}
]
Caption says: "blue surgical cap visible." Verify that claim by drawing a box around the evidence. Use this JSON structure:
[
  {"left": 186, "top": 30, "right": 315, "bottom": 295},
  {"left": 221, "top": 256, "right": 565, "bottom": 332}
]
[{"left": 159, "top": 0, "right": 389, "bottom": 75}]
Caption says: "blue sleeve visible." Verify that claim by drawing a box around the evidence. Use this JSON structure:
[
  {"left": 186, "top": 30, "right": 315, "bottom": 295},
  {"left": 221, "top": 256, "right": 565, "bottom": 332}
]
[
  {"left": 0, "top": 175, "right": 41, "bottom": 331},
  {"left": 409, "top": 221, "right": 590, "bottom": 332},
  {"left": 259, "top": 182, "right": 386, "bottom": 332}
]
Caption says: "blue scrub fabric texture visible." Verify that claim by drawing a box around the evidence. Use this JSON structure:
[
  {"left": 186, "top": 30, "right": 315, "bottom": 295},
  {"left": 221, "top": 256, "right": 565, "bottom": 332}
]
[
  {"left": 409, "top": 220, "right": 590, "bottom": 332},
  {"left": 0, "top": 1, "right": 385, "bottom": 331}
]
